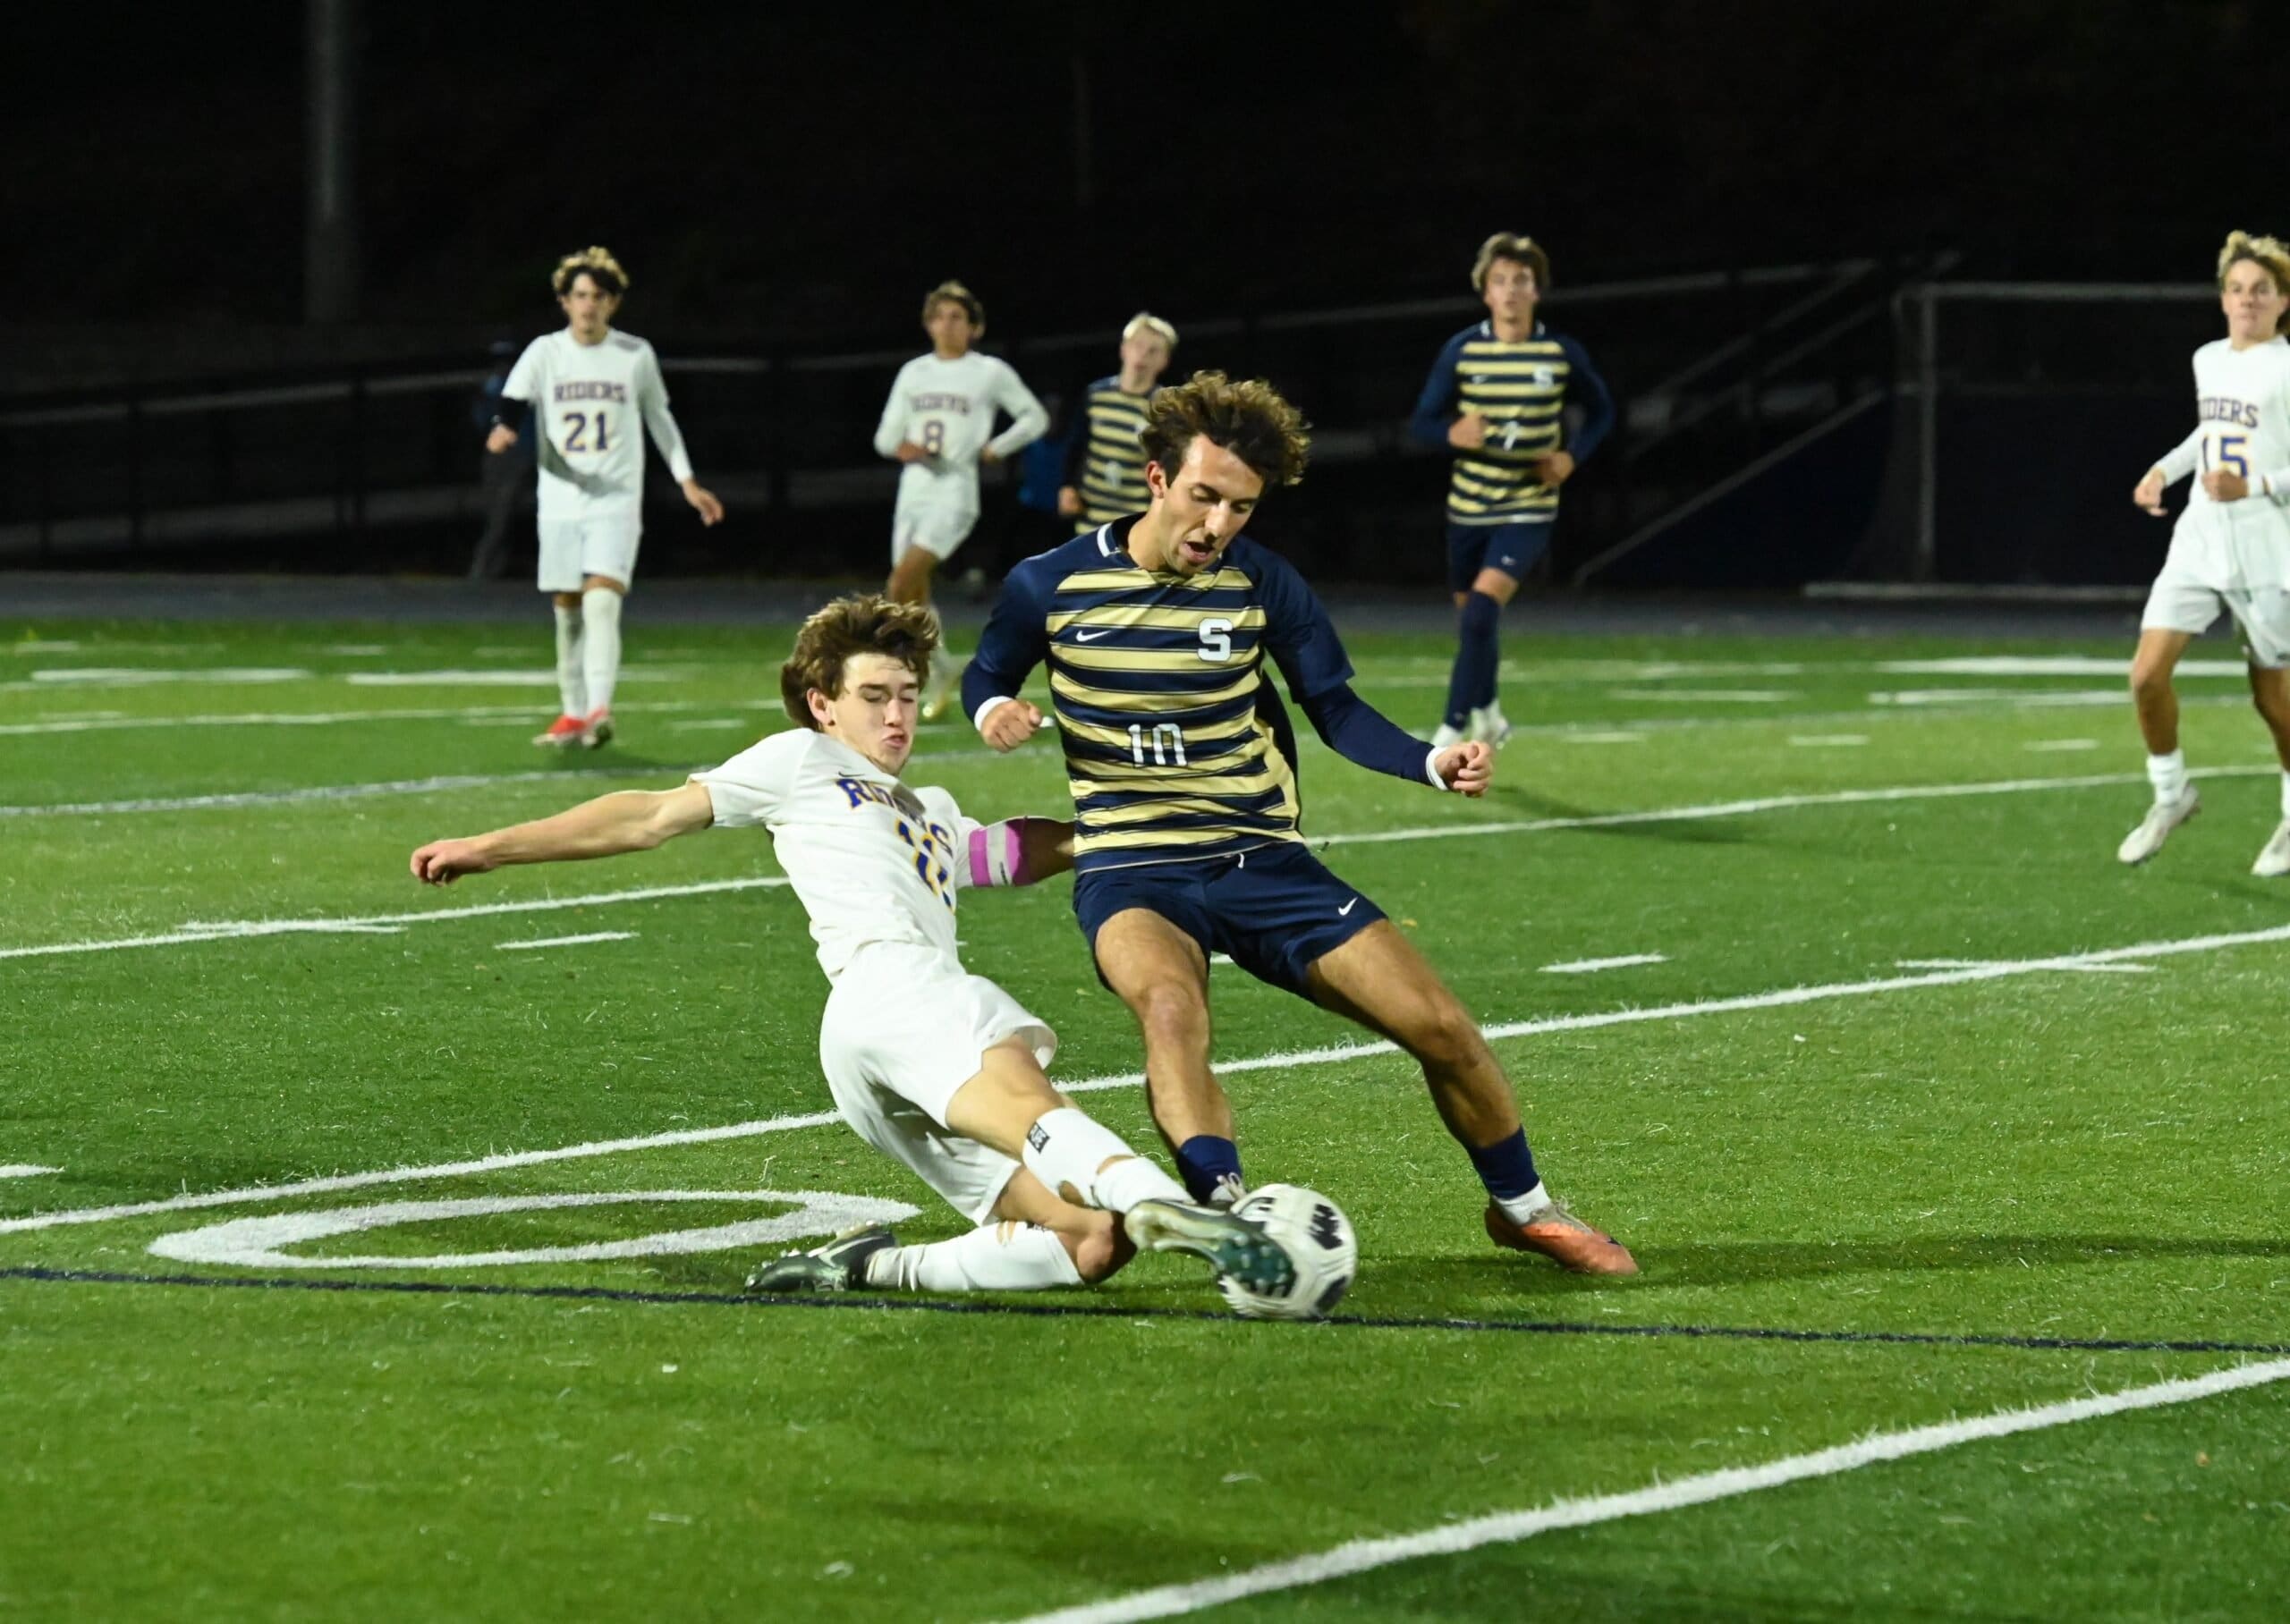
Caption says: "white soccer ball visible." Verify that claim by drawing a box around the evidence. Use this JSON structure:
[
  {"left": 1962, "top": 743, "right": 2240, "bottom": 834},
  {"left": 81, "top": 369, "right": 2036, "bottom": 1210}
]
[{"left": 1217, "top": 1183, "right": 1358, "bottom": 1321}]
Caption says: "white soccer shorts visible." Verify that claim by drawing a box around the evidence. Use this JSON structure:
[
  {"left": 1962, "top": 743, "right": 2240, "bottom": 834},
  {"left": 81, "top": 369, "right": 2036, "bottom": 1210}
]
[
  {"left": 538, "top": 514, "right": 643, "bottom": 593},
  {"left": 2142, "top": 575, "right": 2290, "bottom": 670},
  {"left": 891, "top": 503, "right": 980, "bottom": 567},
  {"left": 817, "top": 943, "right": 1057, "bottom": 1224}
]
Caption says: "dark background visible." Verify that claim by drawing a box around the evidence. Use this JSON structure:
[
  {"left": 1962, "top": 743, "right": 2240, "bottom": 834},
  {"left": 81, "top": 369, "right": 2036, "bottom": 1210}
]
[
  {"left": 4, "top": 0, "right": 2235, "bottom": 345},
  {"left": 0, "top": 1, "right": 2239, "bottom": 587}
]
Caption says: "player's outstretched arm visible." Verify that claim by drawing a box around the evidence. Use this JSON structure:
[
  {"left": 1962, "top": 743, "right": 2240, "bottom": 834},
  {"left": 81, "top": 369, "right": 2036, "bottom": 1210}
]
[
  {"left": 411, "top": 783, "right": 715, "bottom": 884},
  {"left": 963, "top": 563, "right": 1055, "bottom": 750},
  {"left": 967, "top": 816, "right": 1076, "bottom": 887}
]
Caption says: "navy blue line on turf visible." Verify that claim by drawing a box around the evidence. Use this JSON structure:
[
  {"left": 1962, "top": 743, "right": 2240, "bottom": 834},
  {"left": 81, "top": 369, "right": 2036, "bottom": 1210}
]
[{"left": 4, "top": 1265, "right": 2286, "bottom": 1358}]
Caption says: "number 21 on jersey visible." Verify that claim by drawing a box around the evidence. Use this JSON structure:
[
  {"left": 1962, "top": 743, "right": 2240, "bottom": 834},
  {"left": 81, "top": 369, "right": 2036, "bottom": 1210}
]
[{"left": 562, "top": 410, "right": 613, "bottom": 453}]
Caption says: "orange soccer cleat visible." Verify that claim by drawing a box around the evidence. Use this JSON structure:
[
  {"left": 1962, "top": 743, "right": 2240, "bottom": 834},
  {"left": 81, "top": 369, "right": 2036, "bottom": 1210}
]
[
  {"left": 532, "top": 714, "right": 587, "bottom": 748},
  {"left": 1484, "top": 1198, "right": 1640, "bottom": 1276}
]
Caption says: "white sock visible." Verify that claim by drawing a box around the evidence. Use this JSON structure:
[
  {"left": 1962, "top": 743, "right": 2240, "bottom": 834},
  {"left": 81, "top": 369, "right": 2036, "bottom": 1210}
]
[
  {"left": 2279, "top": 770, "right": 2290, "bottom": 821},
  {"left": 862, "top": 1222, "right": 1083, "bottom": 1291},
  {"left": 553, "top": 605, "right": 586, "bottom": 719},
  {"left": 1021, "top": 1106, "right": 1185, "bottom": 1212},
  {"left": 1492, "top": 1180, "right": 1553, "bottom": 1227},
  {"left": 580, "top": 586, "right": 623, "bottom": 717},
  {"left": 2146, "top": 749, "right": 2188, "bottom": 805}
]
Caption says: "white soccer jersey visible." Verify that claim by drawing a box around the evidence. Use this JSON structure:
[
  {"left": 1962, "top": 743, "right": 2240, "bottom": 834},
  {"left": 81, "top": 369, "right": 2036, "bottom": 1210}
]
[
  {"left": 504, "top": 327, "right": 696, "bottom": 522},
  {"left": 2152, "top": 335, "right": 2290, "bottom": 589},
  {"left": 872, "top": 351, "right": 1048, "bottom": 518},
  {"left": 691, "top": 729, "right": 981, "bottom": 980}
]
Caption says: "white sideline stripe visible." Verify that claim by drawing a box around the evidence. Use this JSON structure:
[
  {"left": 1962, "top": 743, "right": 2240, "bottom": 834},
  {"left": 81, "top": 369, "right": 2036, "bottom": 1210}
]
[
  {"left": 1787, "top": 734, "right": 1868, "bottom": 748},
  {"left": 4, "top": 765, "right": 2283, "bottom": 955},
  {"left": 1540, "top": 953, "right": 1667, "bottom": 974},
  {"left": 2025, "top": 739, "right": 2100, "bottom": 752},
  {"left": 1005, "top": 1359, "right": 2290, "bottom": 1624},
  {"left": 497, "top": 931, "right": 636, "bottom": 951},
  {"left": 0, "top": 698, "right": 750, "bottom": 738},
  {"left": 0, "top": 766, "right": 667, "bottom": 817},
  {"left": 6, "top": 918, "right": 2286, "bottom": 1237},
  {"left": 0, "top": 876, "right": 791, "bottom": 963},
  {"left": 0, "top": 1165, "right": 61, "bottom": 1180}
]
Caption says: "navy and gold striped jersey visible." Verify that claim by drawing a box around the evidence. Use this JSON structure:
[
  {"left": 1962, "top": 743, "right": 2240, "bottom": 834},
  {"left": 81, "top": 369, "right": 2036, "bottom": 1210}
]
[
  {"left": 963, "top": 522, "right": 1360, "bottom": 874},
  {"left": 1409, "top": 320, "right": 1614, "bottom": 526},
  {"left": 1061, "top": 376, "right": 1153, "bottom": 533}
]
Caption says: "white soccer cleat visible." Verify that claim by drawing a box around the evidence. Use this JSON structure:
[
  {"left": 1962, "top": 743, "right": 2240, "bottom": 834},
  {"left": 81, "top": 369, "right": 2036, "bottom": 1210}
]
[
  {"left": 2253, "top": 819, "right": 2290, "bottom": 878},
  {"left": 1431, "top": 722, "right": 1466, "bottom": 749},
  {"left": 1469, "top": 703, "right": 1514, "bottom": 749},
  {"left": 920, "top": 657, "right": 967, "bottom": 723},
  {"left": 2116, "top": 788, "right": 2199, "bottom": 866}
]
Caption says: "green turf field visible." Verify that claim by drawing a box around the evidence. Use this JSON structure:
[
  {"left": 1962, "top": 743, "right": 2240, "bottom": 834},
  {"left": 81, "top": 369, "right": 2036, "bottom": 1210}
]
[{"left": 3, "top": 614, "right": 2285, "bottom": 1621}]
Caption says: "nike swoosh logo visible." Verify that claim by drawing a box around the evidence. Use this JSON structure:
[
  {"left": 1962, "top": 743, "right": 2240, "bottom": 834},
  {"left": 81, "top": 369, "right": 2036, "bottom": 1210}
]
[
  {"left": 1338, "top": 898, "right": 1358, "bottom": 916},
  {"left": 1073, "top": 629, "right": 1114, "bottom": 642}
]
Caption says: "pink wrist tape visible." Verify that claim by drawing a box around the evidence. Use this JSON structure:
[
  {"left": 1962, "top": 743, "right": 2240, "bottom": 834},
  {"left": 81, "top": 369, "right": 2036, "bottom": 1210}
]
[{"left": 967, "top": 819, "right": 1031, "bottom": 888}]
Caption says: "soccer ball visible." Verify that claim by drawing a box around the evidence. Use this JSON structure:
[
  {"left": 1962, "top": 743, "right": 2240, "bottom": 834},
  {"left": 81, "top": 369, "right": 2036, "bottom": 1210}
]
[{"left": 1217, "top": 1183, "right": 1358, "bottom": 1321}]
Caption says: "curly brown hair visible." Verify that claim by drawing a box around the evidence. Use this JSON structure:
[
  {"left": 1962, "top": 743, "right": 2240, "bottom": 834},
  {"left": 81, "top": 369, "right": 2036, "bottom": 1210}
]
[
  {"left": 1470, "top": 232, "right": 1550, "bottom": 294},
  {"left": 1138, "top": 370, "right": 1311, "bottom": 491},
  {"left": 551, "top": 245, "right": 629, "bottom": 298},
  {"left": 779, "top": 595, "right": 940, "bottom": 728},
  {"left": 920, "top": 279, "right": 985, "bottom": 331}
]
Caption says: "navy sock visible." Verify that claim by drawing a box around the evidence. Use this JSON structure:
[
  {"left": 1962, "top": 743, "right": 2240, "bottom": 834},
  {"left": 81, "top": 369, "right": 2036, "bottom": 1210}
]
[
  {"left": 1174, "top": 1135, "right": 1244, "bottom": 1204},
  {"left": 1442, "top": 590, "right": 1502, "bottom": 729},
  {"left": 1464, "top": 1127, "right": 1540, "bottom": 1201}
]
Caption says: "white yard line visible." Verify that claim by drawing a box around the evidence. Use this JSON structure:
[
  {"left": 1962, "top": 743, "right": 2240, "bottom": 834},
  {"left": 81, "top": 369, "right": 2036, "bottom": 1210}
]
[
  {"left": 5, "top": 918, "right": 2284, "bottom": 1236},
  {"left": 0, "top": 766, "right": 665, "bottom": 817},
  {"left": 0, "top": 876, "right": 791, "bottom": 964},
  {"left": 497, "top": 931, "right": 637, "bottom": 951},
  {"left": 1004, "top": 1358, "right": 2290, "bottom": 1624},
  {"left": 0, "top": 1165, "right": 61, "bottom": 1180},
  {"left": 1787, "top": 734, "right": 1868, "bottom": 748},
  {"left": 4, "top": 765, "right": 2283, "bottom": 954},
  {"left": 0, "top": 698, "right": 751, "bottom": 739},
  {"left": 1540, "top": 953, "right": 1667, "bottom": 974},
  {"left": 2024, "top": 739, "right": 2100, "bottom": 752}
]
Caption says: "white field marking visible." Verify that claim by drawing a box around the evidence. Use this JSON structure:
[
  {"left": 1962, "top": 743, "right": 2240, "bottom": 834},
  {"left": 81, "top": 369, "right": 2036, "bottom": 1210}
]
[
  {"left": 1608, "top": 689, "right": 1794, "bottom": 703},
  {"left": 9, "top": 917, "right": 2289, "bottom": 1239},
  {"left": 1896, "top": 957, "right": 2152, "bottom": 975},
  {"left": 6, "top": 640, "right": 81, "bottom": 653},
  {"left": 1787, "top": 734, "right": 1868, "bottom": 748},
  {"left": 1005, "top": 1358, "right": 2290, "bottom": 1624},
  {"left": 665, "top": 718, "right": 748, "bottom": 732},
  {"left": 498, "top": 931, "right": 637, "bottom": 952},
  {"left": 1870, "top": 689, "right": 2122, "bottom": 709},
  {"left": 0, "top": 697, "right": 744, "bottom": 738},
  {"left": 5, "top": 765, "right": 2283, "bottom": 960},
  {"left": 322, "top": 644, "right": 388, "bottom": 656},
  {"left": 148, "top": 1189, "right": 916, "bottom": 1270},
  {"left": 1881, "top": 656, "right": 2250, "bottom": 679},
  {"left": 16, "top": 667, "right": 307, "bottom": 688},
  {"left": 1208, "top": 952, "right": 1235, "bottom": 966},
  {"left": 0, "top": 1165, "right": 61, "bottom": 1180},
  {"left": 344, "top": 669, "right": 684, "bottom": 688},
  {"left": 2025, "top": 739, "right": 2101, "bottom": 752},
  {"left": 1540, "top": 953, "right": 1667, "bottom": 974},
  {"left": 0, "top": 875, "right": 791, "bottom": 965},
  {"left": 0, "top": 765, "right": 666, "bottom": 818},
  {"left": 1552, "top": 732, "right": 1651, "bottom": 745}
]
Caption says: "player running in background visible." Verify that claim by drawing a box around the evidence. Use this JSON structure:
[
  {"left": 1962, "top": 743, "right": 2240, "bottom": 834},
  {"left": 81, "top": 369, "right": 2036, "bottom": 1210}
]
[
  {"left": 1410, "top": 233, "right": 1614, "bottom": 749},
  {"left": 963, "top": 372, "right": 1636, "bottom": 1276},
  {"left": 873, "top": 281, "right": 1049, "bottom": 718},
  {"left": 490, "top": 248, "right": 724, "bottom": 751},
  {"left": 1058, "top": 312, "right": 1178, "bottom": 534},
  {"left": 2124, "top": 231, "right": 2290, "bottom": 875},
  {"left": 408, "top": 595, "right": 1291, "bottom": 1304}
]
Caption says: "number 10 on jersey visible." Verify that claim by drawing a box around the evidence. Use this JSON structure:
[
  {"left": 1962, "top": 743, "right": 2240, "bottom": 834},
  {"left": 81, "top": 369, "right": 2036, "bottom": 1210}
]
[{"left": 1127, "top": 723, "right": 1187, "bottom": 765}]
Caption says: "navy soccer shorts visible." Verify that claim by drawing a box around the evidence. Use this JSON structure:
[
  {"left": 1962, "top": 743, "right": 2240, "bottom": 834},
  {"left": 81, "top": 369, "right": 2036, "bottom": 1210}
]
[
  {"left": 1446, "top": 519, "right": 1554, "bottom": 595},
  {"left": 1073, "top": 842, "right": 1388, "bottom": 998}
]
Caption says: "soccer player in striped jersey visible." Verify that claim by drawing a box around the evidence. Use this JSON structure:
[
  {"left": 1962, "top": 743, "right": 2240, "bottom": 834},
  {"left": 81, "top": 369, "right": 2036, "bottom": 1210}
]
[
  {"left": 491, "top": 247, "right": 725, "bottom": 749},
  {"left": 1058, "top": 312, "right": 1177, "bottom": 534},
  {"left": 963, "top": 371, "right": 1636, "bottom": 1277},
  {"left": 873, "top": 281, "right": 1049, "bottom": 719},
  {"left": 1411, "top": 233, "right": 1614, "bottom": 749},
  {"left": 2124, "top": 231, "right": 2290, "bottom": 875}
]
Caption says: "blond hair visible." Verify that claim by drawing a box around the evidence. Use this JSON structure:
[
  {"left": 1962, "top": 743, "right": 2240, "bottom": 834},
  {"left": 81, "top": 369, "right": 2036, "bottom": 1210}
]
[
  {"left": 1123, "top": 311, "right": 1178, "bottom": 349},
  {"left": 551, "top": 246, "right": 630, "bottom": 297},
  {"left": 2218, "top": 231, "right": 2290, "bottom": 333},
  {"left": 1470, "top": 232, "right": 1551, "bottom": 294},
  {"left": 920, "top": 279, "right": 985, "bottom": 331},
  {"left": 779, "top": 595, "right": 940, "bottom": 728},
  {"left": 1139, "top": 370, "right": 1310, "bottom": 490}
]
